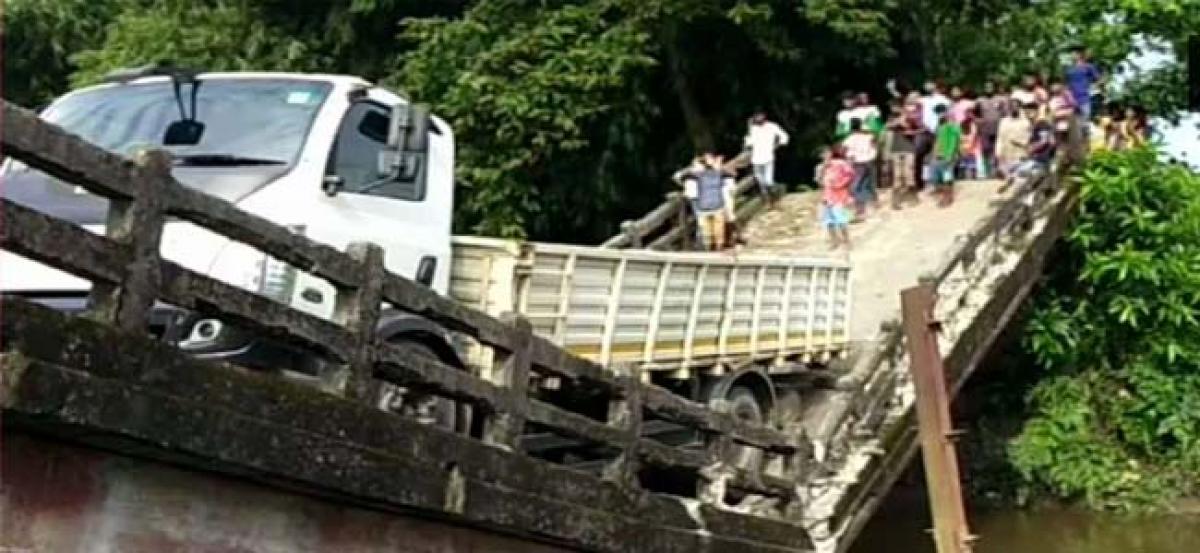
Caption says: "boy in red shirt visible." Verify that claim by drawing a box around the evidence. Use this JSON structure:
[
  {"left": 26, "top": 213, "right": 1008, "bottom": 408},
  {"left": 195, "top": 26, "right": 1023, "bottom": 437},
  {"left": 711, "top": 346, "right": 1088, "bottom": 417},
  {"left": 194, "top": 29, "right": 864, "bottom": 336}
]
[{"left": 821, "top": 145, "right": 855, "bottom": 250}]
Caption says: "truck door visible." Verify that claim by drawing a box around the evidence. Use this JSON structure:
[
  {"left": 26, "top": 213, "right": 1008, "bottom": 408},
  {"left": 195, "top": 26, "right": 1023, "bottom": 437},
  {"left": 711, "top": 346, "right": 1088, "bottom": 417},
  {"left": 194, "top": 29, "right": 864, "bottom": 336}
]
[{"left": 313, "top": 98, "right": 453, "bottom": 300}]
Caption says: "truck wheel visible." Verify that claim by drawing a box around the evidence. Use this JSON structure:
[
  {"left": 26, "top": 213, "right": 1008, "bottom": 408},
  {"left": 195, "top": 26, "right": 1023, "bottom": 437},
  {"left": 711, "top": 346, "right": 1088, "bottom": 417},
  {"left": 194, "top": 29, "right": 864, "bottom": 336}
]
[
  {"left": 725, "top": 385, "right": 767, "bottom": 471},
  {"left": 375, "top": 340, "right": 465, "bottom": 433}
]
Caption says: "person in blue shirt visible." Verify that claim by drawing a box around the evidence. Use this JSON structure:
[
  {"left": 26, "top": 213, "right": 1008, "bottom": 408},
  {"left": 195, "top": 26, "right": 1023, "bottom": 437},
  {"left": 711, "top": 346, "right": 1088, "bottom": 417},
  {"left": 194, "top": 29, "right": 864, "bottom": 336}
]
[{"left": 1065, "top": 46, "right": 1102, "bottom": 120}]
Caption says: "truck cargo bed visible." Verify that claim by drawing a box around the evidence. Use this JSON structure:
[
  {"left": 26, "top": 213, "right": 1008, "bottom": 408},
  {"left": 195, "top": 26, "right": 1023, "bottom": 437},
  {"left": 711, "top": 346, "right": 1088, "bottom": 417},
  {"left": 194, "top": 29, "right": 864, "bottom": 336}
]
[{"left": 451, "top": 236, "right": 851, "bottom": 376}]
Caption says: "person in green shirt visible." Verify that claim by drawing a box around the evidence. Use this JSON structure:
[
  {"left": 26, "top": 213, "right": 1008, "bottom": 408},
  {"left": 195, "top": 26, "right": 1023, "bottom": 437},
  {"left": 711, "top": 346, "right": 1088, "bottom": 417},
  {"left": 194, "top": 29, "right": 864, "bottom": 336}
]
[
  {"left": 835, "top": 93, "right": 856, "bottom": 140},
  {"left": 931, "top": 104, "right": 961, "bottom": 207},
  {"left": 854, "top": 92, "right": 885, "bottom": 137}
]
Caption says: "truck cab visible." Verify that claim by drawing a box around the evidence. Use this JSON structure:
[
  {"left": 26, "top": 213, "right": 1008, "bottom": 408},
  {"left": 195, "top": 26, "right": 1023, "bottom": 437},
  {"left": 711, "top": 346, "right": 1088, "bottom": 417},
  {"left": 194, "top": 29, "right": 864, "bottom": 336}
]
[{"left": 1, "top": 70, "right": 458, "bottom": 366}]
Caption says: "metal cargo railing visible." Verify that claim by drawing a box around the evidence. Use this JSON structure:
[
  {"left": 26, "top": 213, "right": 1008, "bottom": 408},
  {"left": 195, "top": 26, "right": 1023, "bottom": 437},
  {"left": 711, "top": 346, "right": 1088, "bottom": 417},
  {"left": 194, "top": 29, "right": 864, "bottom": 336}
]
[{"left": 452, "top": 236, "right": 851, "bottom": 376}]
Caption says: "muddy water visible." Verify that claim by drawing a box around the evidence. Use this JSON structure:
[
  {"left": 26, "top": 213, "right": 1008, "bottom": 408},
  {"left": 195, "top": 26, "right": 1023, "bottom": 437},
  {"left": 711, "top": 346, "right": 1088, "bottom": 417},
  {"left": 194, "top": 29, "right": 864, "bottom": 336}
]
[{"left": 851, "top": 486, "right": 1200, "bottom": 553}]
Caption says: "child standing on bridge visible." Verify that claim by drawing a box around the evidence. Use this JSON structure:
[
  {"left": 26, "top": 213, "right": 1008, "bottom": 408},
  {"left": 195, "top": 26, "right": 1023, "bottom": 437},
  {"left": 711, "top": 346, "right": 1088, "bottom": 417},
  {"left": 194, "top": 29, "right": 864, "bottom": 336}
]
[
  {"left": 821, "top": 146, "right": 854, "bottom": 250},
  {"left": 931, "top": 104, "right": 961, "bottom": 207}
]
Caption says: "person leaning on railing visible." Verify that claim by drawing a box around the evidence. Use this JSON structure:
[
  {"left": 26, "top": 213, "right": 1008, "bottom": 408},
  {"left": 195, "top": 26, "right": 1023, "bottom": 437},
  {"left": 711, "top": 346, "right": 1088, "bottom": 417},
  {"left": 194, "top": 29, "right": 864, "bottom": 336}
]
[
  {"left": 673, "top": 156, "right": 706, "bottom": 247},
  {"left": 999, "top": 102, "right": 1056, "bottom": 194},
  {"left": 674, "top": 151, "right": 738, "bottom": 251},
  {"left": 996, "top": 99, "right": 1031, "bottom": 179}
]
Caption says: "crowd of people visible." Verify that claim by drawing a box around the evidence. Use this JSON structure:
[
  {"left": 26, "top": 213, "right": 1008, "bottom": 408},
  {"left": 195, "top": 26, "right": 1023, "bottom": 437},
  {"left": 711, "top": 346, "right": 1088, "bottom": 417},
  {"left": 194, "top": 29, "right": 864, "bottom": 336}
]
[{"left": 673, "top": 46, "right": 1154, "bottom": 252}]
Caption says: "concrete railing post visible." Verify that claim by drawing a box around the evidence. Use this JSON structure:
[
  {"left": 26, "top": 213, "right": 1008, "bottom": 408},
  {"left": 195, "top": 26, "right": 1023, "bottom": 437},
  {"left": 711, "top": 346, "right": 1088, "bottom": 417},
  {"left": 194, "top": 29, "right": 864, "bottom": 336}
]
[
  {"left": 88, "top": 149, "right": 169, "bottom": 331},
  {"left": 335, "top": 242, "right": 386, "bottom": 399},
  {"left": 675, "top": 194, "right": 692, "bottom": 251},
  {"left": 621, "top": 220, "right": 643, "bottom": 248},
  {"left": 482, "top": 314, "right": 533, "bottom": 450},
  {"left": 602, "top": 364, "right": 643, "bottom": 487}
]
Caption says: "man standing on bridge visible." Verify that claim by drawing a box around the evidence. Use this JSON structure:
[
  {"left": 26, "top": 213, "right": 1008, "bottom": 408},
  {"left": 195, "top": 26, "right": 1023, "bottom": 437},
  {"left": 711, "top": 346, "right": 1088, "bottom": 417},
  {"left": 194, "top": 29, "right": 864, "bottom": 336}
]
[
  {"left": 686, "top": 151, "right": 735, "bottom": 251},
  {"left": 884, "top": 101, "right": 920, "bottom": 208},
  {"left": 916, "top": 81, "right": 950, "bottom": 191},
  {"left": 745, "top": 111, "right": 790, "bottom": 209},
  {"left": 1065, "top": 46, "right": 1102, "bottom": 126}
]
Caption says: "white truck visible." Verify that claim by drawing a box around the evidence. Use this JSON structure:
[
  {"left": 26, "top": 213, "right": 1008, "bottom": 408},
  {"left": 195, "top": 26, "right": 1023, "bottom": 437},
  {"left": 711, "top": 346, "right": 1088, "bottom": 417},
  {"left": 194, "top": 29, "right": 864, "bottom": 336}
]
[{"left": 0, "top": 68, "right": 850, "bottom": 435}]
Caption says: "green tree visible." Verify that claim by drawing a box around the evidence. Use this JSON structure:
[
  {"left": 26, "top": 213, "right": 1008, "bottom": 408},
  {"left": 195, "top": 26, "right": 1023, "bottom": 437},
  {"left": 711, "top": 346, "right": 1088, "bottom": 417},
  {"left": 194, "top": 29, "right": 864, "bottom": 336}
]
[
  {"left": 68, "top": 0, "right": 468, "bottom": 86},
  {"left": 1011, "top": 148, "right": 1200, "bottom": 510},
  {"left": 1034, "top": 0, "right": 1199, "bottom": 114},
  {"left": 1, "top": 0, "right": 119, "bottom": 107},
  {"left": 70, "top": 0, "right": 317, "bottom": 86},
  {"left": 398, "top": 0, "right": 657, "bottom": 238}
]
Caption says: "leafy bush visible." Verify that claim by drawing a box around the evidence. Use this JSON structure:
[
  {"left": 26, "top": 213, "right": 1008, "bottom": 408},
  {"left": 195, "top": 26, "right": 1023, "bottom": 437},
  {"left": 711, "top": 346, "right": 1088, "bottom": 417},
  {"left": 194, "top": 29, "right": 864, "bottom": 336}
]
[{"left": 1010, "top": 148, "right": 1200, "bottom": 510}]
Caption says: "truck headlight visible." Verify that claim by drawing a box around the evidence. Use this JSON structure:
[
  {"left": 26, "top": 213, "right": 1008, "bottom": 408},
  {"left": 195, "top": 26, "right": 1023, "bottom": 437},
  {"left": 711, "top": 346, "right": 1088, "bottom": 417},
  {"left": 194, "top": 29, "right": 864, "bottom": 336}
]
[
  {"left": 211, "top": 225, "right": 304, "bottom": 303},
  {"left": 257, "top": 254, "right": 298, "bottom": 303}
]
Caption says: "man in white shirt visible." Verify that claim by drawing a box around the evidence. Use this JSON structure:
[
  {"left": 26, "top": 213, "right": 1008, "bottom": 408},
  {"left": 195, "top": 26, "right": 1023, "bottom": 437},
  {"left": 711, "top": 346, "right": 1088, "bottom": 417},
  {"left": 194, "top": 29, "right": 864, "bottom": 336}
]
[
  {"left": 745, "top": 111, "right": 790, "bottom": 207},
  {"left": 920, "top": 81, "right": 950, "bottom": 133},
  {"left": 916, "top": 81, "right": 949, "bottom": 189},
  {"left": 1010, "top": 74, "right": 1038, "bottom": 106}
]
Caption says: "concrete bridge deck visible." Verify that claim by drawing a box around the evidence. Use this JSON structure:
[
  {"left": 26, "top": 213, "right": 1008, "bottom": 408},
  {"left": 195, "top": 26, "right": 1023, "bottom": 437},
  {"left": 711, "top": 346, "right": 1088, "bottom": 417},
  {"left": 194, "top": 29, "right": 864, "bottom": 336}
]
[{"left": 743, "top": 180, "right": 1011, "bottom": 341}]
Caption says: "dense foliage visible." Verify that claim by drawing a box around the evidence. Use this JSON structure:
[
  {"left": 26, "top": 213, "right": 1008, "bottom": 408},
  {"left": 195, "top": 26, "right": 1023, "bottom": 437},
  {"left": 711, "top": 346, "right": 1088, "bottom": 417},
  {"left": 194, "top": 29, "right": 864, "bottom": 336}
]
[
  {"left": 4, "top": 0, "right": 1194, "bottom": 240},
  {"left": 0, "top": 0, "right": 119, "bottom": 108},
  {"left": 1010, "top": 149, "right": 1200, "bottom": 510}
]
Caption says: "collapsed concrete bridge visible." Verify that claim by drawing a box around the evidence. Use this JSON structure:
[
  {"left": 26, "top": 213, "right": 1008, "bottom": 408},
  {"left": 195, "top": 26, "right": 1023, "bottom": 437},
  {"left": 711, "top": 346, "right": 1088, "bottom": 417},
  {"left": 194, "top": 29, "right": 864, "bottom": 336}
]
[{"left": 1, "top": 99, "right": 1080, "bottom": 553}]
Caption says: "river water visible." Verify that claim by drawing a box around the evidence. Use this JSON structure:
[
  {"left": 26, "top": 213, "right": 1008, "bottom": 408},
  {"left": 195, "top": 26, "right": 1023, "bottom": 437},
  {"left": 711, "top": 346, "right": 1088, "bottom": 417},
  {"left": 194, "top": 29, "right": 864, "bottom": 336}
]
[{"left": 851, "top": 484, "right": 1200, "bottom": 553}]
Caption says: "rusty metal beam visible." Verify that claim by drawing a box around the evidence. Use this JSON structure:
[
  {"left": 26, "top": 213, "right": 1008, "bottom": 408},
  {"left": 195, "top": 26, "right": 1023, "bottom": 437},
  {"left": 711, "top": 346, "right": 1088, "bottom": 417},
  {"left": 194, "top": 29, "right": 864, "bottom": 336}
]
[{"left": 900, "top": 283, "right": 974, "bottom": 553}]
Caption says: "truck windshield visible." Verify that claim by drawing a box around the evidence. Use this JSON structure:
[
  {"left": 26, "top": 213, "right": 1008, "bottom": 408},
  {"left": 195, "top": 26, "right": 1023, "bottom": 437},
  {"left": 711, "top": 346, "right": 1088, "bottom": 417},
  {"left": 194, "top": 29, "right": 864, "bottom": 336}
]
[
  {"left": 3, "top": 78, "right": 334, "bottom": 225},
  {"left": 41, "top": 78, "right": 332, "bottom": 162}
]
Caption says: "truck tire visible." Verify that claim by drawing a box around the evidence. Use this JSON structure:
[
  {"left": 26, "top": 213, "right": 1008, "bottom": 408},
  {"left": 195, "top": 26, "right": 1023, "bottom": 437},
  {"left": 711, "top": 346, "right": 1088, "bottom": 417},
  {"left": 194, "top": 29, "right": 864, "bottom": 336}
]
[
  {"left": 375, "top": 340, "right": 465, "bottom": 433},
  {"left": 725, "top": 385, "right": 766, "bottom": 471},
  {"left": 727, "top": 385, "right": 765, "bottom": 425}
]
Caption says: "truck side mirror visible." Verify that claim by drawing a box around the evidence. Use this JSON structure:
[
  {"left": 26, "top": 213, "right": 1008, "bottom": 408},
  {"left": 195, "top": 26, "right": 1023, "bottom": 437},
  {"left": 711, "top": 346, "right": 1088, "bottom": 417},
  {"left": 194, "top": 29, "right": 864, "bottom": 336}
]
[
  {"left": 377, "top": 151, "right": 422, "bottom": 181},
  {"left": 386, "top": 103, "right": 412, "bottom": 150},
  {"left": 379, "top": 102, "right": 431, "bottom": 182},
  {"left": 405, "top": 103, "right": 430, "bottom": 153},
  {"left": 385, "top": 102, "right": 431, "bottom": 153}
]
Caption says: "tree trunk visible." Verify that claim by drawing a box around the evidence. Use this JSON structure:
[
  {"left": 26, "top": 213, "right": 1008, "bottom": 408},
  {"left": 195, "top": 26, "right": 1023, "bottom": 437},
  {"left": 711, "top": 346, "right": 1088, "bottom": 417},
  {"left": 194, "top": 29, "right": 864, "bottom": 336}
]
[{"left": 664, "top": 23, "right": 715, "bottom": 152}]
